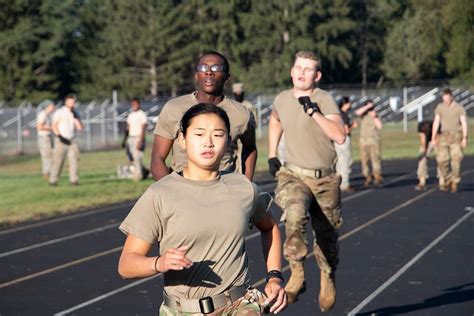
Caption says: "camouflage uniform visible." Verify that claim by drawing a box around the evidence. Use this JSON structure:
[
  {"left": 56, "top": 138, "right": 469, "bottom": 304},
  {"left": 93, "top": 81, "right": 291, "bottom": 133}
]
[
  {"left": 275, "top": 167, "right": 342, "bottom": 274},
  {"left": 436, "top": 131, "right": 464, "bottom": 184},
  {"left": 159, "top": 288, "right": 266, "bottom": 316},
  {"left": 359, "top": 137, "right": 382, "bottom": 179}
]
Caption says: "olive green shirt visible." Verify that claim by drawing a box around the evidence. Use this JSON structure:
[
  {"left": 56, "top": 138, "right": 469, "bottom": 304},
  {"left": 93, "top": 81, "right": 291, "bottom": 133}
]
[
  {"left": 272, "top": 88, "right": 340, "bottom": 169},
  {"left": 154, "top": 92, "right": 255, "bottom": 173}
]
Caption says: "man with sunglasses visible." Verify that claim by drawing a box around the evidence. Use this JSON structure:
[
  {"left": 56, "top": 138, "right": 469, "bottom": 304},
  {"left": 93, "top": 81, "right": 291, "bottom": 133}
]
[{"left": 151, "top": 51, "right": 257, "bottom": 180}]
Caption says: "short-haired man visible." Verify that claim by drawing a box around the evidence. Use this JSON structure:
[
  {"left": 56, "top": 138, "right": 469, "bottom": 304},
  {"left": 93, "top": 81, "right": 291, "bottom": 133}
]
[
  {"left": 268, "top": 51, "right": 345, "bottom": 312},
  {"left": 37, "top": 99, "right": 56, "bottom": 179},
  {"left": 151, "top": 52, "right": 257, "bottom": 180},
  {"left": 355, "top": 100, "right": 383, "bottom": 186},
  {"left": 49, "top": 94, "right": 83, "bottom": 186},
  {"left": 126, "top": 98, "right": 149, "bottom": 180},
  {"left": 432, "top": 88, "right": 468, "bottom": 192}
]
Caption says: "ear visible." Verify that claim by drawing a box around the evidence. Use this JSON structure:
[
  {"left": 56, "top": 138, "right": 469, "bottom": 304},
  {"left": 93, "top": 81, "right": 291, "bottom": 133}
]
[
  {"left": 314, "top": 71, "right": 322, "bottom": 83},
  {"left": 178, "top": 132, "right": 186, "bottom": 150}
]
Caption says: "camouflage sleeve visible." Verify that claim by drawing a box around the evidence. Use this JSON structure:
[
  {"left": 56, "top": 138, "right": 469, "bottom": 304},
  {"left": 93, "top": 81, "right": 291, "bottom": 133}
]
[{"left": 119, "top": 188, "right": 164, "bottom": 244}]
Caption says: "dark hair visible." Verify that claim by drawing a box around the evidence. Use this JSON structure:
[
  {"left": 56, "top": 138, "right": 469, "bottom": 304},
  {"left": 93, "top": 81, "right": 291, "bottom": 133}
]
[
  {"left": 65, "top": 93, "right": 76, "bottom": 101},
  {"left": 442, "top": 88, "right": 453, "bottom": 96},
  {"left": 196, "top": 51, "right": 230, "bottom": 74},
  {"left": 180, "top": 103, "right": 231, "bottom": 137},
  {"left": 131, "top": 97, "right": 140, "bottom": 104},
  {"left": 339, "top": 96, "right": 350, "bottom": 109}
]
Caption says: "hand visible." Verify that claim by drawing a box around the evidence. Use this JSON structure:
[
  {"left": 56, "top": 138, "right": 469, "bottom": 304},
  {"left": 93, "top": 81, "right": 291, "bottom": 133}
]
[
  {"left": 156, "top": 246, "right": 192, "bottom": 273},
  {"left": 461, "top": 137, "right": 467, "bottom": 149},
  {"left": 268, "top": 157, "right": 282, "bottom": 177},
  {"left": 263, "top": 279, "right": 287, "bottom": 314},
  {"left": 369, "top": 111, "right": 377, "bottom": 118},
  {"left": 136, "top": 141, "right": 142, "bottom": 151},
  {"left": 431, "top": 137, "right": 438, "bottom": 146}
]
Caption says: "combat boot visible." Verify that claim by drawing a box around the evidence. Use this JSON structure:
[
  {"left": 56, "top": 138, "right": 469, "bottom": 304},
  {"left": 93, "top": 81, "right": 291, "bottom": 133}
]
[
  {"left": 364, "top": 176, "right": 372, "bottom": 187},
  {"left": 450, "top": 181, "right": 458, "bottom": 193},
  {"left": 415, "top": 178, "right": 426, "bottom": 191},
  {"left": 373, "top": 174, "right": 383, "bottom": 185},
  {"left": 319, "top": 271, "right": 336, "bottom": 312},
  {"left": 285, "top": 261, "right": 306, "bottom": 304}
]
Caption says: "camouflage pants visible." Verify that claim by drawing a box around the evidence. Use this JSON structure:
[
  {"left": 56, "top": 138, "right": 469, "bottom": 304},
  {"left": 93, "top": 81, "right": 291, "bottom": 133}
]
[
  {"left": 275, "top": 167, "right": 342, "bottom": 275},
  {"left": 38, "top": 135, "right": 53, "bottom": 176},
  {"left": 159, "top": 288, "right": 266, "bottom": 316},
  {"left": 360, "top": 137, "right": 382, "bottom": 178},
  {"left": 435, "top": 132, "right": 464, "bottom": 184},
  {"left": 335, "top": 136, "right": 353, "bottom": 189},
  {"left": 49, "top": 137, "right": 79, "bottom": 184}
]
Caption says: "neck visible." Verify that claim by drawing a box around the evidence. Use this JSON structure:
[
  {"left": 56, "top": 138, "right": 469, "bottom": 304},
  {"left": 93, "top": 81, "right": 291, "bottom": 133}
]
[
  {"left": 196, "top": 90, "right": 224, "bottom": 105},
  {"left": 293, "top": 87, "right": 315, "bottom": 98},
  {"left": 183, "top": 164, "right": 219, "bottom": 181}
]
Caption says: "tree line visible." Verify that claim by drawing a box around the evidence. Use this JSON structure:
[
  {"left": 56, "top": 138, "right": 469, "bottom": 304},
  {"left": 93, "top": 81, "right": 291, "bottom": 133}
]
[{"left": 0, "top": 0, "right": 472, "bottom": 104}]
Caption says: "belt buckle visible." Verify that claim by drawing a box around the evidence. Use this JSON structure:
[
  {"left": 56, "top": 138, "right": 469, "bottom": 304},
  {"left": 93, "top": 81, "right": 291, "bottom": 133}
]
[
  {"left": 315, "top": 169, "right": 322, "bottom": 178},
  {"left": 199, "top": 296, "right": 215, "bottom": 314}
]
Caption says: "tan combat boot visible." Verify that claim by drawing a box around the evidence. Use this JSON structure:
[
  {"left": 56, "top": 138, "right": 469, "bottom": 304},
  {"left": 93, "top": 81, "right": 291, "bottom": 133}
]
[
  {"left": 319, "top": 271, "right": 336, "bottom": 312},
  {"left": 285, "top": 261, "right": 306, "bottom": 304},
  {"left": 373, "top": 174, "right": 383, "bottom": 185},
  {"left": 364, "top": 176, "right": 372, "bottom": 187},
  {"left": 415, "top": 177, "right": 426, "bottom": 191},
  {"left": 450, "top": 181, "right": 458, "bottom": 193}
]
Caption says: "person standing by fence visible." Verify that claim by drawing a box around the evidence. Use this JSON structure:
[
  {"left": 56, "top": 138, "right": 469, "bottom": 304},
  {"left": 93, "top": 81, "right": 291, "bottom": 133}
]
[
  {"left": 36, "top": 100, "right": 56, "bottom": 180},
  {"left": 126, "top": 98, "right": 149, "bottom": 180},
  {"left": 49, "top": 94, "right": 83, "bottom": 186},
  {"left": 334, "top": 96, "right": 355, "bottom": 192}
]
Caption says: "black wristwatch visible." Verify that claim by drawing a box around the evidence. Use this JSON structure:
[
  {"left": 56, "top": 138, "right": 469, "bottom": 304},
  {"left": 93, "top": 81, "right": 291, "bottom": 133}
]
[{"left": 266, "top": 270, "right": 284, "bottom": 283}]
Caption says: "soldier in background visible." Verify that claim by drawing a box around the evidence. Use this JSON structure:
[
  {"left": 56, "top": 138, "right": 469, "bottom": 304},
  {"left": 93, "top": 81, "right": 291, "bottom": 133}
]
[
  {"left": 415, "top": 120, "right": 435, "bottom": 190},
  {"left": 432, "top": 88, "right": 468, "bottom": 192},
  {"left": 232, "top": 82, "right": 257, "bottom": 121},
  {"left": 36, "top": 100, "right": 56, "bottom": 180},
  {"left": 268, "top": 51, "right": 345, "bottom": 312},
  {"left": 126, "top": 98, "right": 149, "bottom": 181},
  {"left": 355, "top": 100, "right": 383, "bottom": 186}
]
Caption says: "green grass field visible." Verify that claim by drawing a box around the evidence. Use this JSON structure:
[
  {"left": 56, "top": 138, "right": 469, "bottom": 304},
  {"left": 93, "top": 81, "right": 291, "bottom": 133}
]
[{"left": 1, "top": 121, "right": 473, "bottom": 225}]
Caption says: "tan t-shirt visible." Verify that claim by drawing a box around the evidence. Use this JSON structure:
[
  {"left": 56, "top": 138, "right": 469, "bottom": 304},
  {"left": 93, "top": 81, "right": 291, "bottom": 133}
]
[
  {"left": 52, "top": 107, "right": 76, "bottom": 139},
  {"left": 154, "top": 93, "right": 255, "bottom": 173},
  {"left": 272, "top": 88, "right": 340, "bottom": 169},
  {"left": 119, "top": 172, "right": 270, "bottom": 299},
  {"left": 37, "top": 109, "right": 52, "bottom": 137},
  {"left": 127, "top": 109, "right": 147, "bottom": 137},
  {"left": 359, "top": 114, "right": 380, "bottom": 139},
  {"left": 435, "top": 101, "right": 466, "bottom": 132}
]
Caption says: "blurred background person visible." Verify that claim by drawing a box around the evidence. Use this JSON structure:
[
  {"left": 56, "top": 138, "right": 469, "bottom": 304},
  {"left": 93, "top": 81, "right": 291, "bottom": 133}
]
[
  {"left": 335, "top": 96, "right": 356, "bottom": 192},
  {"left": 36, "top": 99, "right": 56, "bottom": 180},
  {"left": 355, "top": 100, "right": 383, "bottom": 186},
  {"left": 431, "top": 88, "right": 468, "bottom": 193},
  {"left": 126, "top": 98, "right": 149, "bottom": 181},
  {"left": 49, "top": 94, "right": 83, "bottom": 186}
]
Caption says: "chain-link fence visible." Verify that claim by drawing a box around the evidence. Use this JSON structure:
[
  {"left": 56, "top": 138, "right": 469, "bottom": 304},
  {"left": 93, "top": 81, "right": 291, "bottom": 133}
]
[{"left": 1, "top": 85, "right": 472, "bottom": 157}]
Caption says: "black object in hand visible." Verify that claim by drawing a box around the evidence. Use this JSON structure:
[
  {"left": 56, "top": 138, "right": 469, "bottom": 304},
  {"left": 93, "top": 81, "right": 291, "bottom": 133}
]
[
  {"left": 58, "top": 135, "right": 71, "bottom": 145},
  {"left": 298, "top": 96, "right": 320, "bottom": 116},
  {"left": 268, "top": 157, "right": 282, "bottom": 177}
]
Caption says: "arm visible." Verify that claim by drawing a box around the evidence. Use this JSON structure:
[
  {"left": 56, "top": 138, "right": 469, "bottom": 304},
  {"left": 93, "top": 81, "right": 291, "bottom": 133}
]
[
  {"left": 74, "top": 117, "right": 83, "bottom": 131},
  {"left": 268, "top": 111, "right": 283, "bottom": 158},
  {"left": 311, "top": 113, "right": 346, "bottom": 144},
  {"left": 254, "top": 213, "right": 286, "bottom": 314},
  {"left": 354, "top": 104, "right": 371, "bottom": 116},
  {"left": 37, "top": 119, "right": 51, "bottom": 132},
  {"left": 137, "top": 122, "right": 147, "bottom": 150},
  {"left": 419, "top": 133, "right": 427, "bottom": 155},
  {"left": 150, "top": 135, "right": 173, "bottom": 180},
  {"left": 431, "top": 114, "right": 441, "bottom": 144},
  {"left": 372, "top": 115, "right": 383, "bottom": 130},
  {"left": 240, "top": 122, "right": 257, "bottom": 180},
  {"left": 118, "top": 234, "right": 192, "bottom": 279},
  {"left": 460, "top": 114, "right": 468, "bottom": 149},
  {"left": 52, "top": 120, "right": 60, "bottom": 136}
]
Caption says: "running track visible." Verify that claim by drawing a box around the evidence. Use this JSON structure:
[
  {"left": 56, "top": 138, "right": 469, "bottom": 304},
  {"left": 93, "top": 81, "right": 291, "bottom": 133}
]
[{"left": 1, "top": 157, "right": 473, "bottom": 315}]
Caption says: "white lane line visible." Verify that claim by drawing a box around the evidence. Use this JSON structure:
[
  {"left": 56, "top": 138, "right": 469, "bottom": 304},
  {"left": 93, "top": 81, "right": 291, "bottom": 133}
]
[
  {"left": 0, "top": 223, "right": 118, "bottom": 258},
  {"left": 0, "top": 202, "right": 133, "bottom": 236},
  {"left": 54, "top": 274, "right": 164, "bottom": 316},
  {"left": 348, "top": 209, "right": 474, "bottom": 316}
]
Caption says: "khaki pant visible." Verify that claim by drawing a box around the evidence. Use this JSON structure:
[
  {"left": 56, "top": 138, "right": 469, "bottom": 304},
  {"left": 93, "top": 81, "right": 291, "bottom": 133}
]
[
  {"left": 127, "top": 137, "right": 145, "bottom": 180},
  {"left": 360, "top": 137, "right": 382, "bottom": 178},
  {"left": 435, "top": 131, "right": 464, "bottom": 184},
  {"left": 159, "top": 288, "right": 266, "bottom": 316},
  {"left": 38, "top": 135, "right": 53, "bottom": 176},
  {"left": 275, "top": 167, "right": 342, "bottom": 275},
  {"left": 49, "top": 137, "right": 79, "bottom": 184},
  {"left": 335, "top": 136, "right": 352, "bottom": 189}
]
